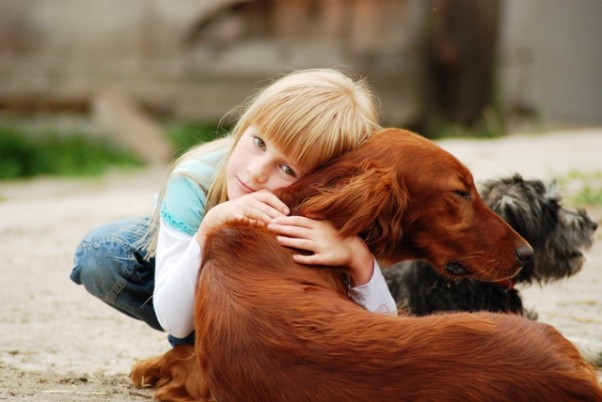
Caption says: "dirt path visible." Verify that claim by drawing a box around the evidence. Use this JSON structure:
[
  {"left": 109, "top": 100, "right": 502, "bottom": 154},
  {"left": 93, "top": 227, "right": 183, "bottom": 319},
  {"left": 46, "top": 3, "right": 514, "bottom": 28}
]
[
  {"left": 1, "top": 129, "right": 601, "bottom": 401},
  {"left": 1, "top": 168, "right": 168, "bottom": 401}
]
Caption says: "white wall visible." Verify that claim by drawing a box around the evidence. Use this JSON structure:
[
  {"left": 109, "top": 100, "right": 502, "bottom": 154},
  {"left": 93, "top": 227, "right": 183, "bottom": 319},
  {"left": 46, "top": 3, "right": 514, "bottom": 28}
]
[{"left": 499, "top": 0, "right": 602, "bottom": 126}]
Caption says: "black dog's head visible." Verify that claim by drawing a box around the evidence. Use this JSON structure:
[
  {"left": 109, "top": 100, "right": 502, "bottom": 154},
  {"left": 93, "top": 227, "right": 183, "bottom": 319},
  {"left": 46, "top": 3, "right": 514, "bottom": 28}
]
[{"left": 479, "top": 174, "right": 598, "bottom": 283}]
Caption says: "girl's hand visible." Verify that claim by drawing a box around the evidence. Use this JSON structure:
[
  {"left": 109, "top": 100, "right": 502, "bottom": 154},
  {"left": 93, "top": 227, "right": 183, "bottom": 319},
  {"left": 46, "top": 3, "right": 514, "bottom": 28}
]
[
  {"left": 196, "top": 190, "right": 289, "bottom": 246},
  {"left": 268, "top": 216, "right": 374, "bottom": 286}
]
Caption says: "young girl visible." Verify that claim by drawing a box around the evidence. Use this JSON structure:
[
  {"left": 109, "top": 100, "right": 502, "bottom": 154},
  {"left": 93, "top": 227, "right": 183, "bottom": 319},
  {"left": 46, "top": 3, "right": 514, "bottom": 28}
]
[{"left": 70, "top": 68, "right": 397, "bottom": 346}]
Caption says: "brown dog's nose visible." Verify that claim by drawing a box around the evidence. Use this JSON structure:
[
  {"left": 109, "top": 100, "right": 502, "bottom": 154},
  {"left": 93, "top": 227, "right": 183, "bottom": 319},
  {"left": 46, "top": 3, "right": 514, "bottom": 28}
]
[{"left": 515, "top": 246, "right": 533, "bottom": 264}]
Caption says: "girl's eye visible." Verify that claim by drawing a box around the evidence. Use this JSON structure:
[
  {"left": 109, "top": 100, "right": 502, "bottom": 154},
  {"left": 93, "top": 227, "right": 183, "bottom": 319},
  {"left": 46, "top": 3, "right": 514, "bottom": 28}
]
[
  {"left": 280, "top": 164, "right": 297, "bottom": 178},
  {"left": 253, "top": 136, "right": 266, "bottom": 150}
]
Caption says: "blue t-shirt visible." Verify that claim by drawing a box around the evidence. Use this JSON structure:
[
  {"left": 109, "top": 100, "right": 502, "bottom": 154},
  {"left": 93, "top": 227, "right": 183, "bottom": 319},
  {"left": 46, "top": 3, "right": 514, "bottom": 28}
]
[{"left": 160, "top": 148, "right": 228, "bottom": 236}]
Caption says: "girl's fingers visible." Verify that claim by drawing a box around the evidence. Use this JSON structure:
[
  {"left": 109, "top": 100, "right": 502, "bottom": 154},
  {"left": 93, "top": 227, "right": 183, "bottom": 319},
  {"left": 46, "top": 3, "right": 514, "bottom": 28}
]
[
  {"left": 268, "top": 221, "right": 311, "bottom": 238},
  {"left": 249, "top": 205, "right": 286, "bottom": 223},
  {"left": 234, "top": 208, "right": 270, "bottom": 224},
  {"left": 252, "top": 190, "right": 290, "bottom": 216},
  {"left": 275, "top": 235, "right": 315, "bottom": 252},
  {"left": 234, "top": 192, "right": 289, "bottom": 222},
  {"left": 291, "top": 253, "right": 321, "bottom": 265},
  {"left": 270, "top": 215, "right": 316, "bottom": 228}
]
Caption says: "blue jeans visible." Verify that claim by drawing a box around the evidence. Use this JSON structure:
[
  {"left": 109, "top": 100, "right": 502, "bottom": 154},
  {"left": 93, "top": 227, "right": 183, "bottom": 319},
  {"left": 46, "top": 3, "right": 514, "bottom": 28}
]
[{"left": 70, "top": 216, "right": 195, "bottom": 346}]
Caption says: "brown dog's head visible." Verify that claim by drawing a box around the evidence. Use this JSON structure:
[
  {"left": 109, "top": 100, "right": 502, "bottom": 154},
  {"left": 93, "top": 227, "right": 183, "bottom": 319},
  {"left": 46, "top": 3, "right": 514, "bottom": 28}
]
[{"left": 278, "top": 128, "right": 532, "bottom": 282}]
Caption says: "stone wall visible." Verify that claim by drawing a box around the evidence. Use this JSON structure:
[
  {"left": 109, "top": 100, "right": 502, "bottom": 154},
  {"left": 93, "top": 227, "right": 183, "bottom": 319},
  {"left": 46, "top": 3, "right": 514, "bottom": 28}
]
[
  {"left": 498, "top": 0, "right": 602, "bottom": 126},
  {"left": 0, "top": 0, "right": 429, "bottom": 125}
]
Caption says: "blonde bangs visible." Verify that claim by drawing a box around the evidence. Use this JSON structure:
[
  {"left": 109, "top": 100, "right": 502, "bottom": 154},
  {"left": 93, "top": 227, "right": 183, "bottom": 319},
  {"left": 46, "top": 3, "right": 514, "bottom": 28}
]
[
  {"left": 257, "top": 109, "right": 334, "bottom": 172},
  {"left": 244, "top": 74, "right": 377, "bottom": 174}
]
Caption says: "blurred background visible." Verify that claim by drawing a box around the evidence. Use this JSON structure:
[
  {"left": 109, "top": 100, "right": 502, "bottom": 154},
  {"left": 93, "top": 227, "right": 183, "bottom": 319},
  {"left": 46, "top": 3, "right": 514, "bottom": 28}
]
[{"left": 1, "top": 0, "right": 601, "bottom": 177}]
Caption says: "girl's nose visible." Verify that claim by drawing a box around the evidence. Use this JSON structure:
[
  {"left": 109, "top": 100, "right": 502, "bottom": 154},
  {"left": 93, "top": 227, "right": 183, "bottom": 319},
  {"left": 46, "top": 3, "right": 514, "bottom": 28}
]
[{"left": 247, "top": 161, "right": 268, "bottom": 184}]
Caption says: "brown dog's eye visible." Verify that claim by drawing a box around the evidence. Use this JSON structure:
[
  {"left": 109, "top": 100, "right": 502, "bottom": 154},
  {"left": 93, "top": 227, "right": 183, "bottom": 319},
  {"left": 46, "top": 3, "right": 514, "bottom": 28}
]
[{"left": 453, "top": 190, "right": 471, "bottom": 200}]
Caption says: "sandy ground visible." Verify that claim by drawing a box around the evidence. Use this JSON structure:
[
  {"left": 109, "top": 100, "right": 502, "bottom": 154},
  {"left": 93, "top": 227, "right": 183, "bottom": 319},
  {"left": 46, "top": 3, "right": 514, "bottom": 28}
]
[{"left": 1, "top": 128, "right": 601, "bottom": 401}]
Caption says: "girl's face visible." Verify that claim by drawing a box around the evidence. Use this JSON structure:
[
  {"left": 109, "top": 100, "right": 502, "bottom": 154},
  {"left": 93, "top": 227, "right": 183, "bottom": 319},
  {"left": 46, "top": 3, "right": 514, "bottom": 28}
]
[{"left": 226, "top": 126, "right": 307, "bottom": 200}]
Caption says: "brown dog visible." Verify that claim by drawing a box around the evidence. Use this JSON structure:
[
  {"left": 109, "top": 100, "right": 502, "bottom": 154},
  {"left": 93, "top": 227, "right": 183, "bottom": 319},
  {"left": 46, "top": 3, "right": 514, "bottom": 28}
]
[{"left": 132, "top": 129, "right": 601, "bottom": 401}]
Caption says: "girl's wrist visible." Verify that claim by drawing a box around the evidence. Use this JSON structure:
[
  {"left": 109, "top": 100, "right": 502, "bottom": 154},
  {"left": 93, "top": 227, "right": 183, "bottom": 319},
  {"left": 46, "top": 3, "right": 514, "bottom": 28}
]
[
  {"left": 195, "top": 228, "right": 208, "bottom": 248},
  {"left": 196, "top": 209, "right": 217, "bottom": 248},
  {"left": 347, "top": 237, "right": 374, "bottom": 286}
]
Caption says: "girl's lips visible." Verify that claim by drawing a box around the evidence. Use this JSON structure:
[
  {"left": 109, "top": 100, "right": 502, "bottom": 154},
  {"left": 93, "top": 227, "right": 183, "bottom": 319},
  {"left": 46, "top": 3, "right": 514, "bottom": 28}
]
[{"left": 237, "top": 177, "right": 255, "bottom": 194}]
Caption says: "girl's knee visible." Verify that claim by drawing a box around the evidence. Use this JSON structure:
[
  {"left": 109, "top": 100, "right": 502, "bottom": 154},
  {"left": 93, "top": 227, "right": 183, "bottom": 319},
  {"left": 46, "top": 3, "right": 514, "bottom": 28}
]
[
  {"left": 70, "top": 217, "right": 152, "bottom": 300},
  {"left": 70, "top": 235, "right": 134, "bottom": 298}
]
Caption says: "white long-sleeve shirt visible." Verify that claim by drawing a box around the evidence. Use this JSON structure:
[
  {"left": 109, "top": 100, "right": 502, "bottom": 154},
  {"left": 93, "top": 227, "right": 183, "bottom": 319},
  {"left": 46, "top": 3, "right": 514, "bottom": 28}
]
[{"left": 153, "top": 220, "right": 398, "bottom": 338}]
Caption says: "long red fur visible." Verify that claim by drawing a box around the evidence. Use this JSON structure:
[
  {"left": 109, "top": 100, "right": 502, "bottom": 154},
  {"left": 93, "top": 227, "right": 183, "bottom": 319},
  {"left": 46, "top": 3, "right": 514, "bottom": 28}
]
[{"left": 132, "top": 128, "right": 602, "bottom": 401}]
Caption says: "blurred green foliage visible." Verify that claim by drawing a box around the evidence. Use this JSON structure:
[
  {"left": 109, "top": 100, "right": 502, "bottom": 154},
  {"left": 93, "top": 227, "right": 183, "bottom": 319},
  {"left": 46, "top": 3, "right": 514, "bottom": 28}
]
[
  {"left": 423, "top": 107, "right": 505, "bottom": 139},
  {"left": 559, "top": 171, "right": 602, "bottom": 206},
  {"left": 165, "top": 121, "right": 224, "bottom": 158},
  {"left": 0, "top": 120, "right": 226, "bottom": 179},
  {"left": 574, "top": 186, "right": 602, "bottom": 205},
  {"left": 0, "top": 125, "right": 141, "bottom": 179}
]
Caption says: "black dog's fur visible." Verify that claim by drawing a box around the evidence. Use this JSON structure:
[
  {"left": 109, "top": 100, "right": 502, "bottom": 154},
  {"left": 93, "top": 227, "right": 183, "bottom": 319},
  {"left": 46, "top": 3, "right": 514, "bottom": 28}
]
[{"left": 384, "top": 174, "right": 598, "bottom": 318}]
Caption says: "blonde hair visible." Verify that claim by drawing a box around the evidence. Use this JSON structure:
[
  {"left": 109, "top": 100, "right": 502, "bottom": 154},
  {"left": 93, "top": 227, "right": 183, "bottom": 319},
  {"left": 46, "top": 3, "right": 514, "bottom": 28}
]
[{"left": 145, "top": 68, "right": 380, "bottom": 256}]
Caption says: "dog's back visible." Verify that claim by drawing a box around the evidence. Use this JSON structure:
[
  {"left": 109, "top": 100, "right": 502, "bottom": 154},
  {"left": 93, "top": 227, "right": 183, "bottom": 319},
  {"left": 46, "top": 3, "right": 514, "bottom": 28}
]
[{"left": 196, "top": 221, "right": 602, "bottom": 402}]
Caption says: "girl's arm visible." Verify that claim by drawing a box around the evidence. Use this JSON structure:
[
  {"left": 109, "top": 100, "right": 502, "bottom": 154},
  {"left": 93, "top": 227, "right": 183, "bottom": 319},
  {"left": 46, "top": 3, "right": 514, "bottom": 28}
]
[
  {"left": 347, "top": 258, "right": 398, "bottom": 315},
  {"left": 152, "top": 173, "right": 207, "bottom": 339},
  {"left": 153, "top": 220, "right": 201, "bottom": 339}
]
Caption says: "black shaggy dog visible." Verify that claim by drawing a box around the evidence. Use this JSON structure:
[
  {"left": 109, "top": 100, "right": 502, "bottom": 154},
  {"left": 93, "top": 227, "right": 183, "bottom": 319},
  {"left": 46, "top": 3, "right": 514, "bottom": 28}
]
[{"left": 384, "top": 174, "right": 598, "bottom": 318}]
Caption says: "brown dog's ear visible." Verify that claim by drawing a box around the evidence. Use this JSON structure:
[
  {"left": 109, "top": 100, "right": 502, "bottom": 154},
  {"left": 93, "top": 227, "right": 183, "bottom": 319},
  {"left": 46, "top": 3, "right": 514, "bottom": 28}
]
[{"left": 299, "top": 166, "right": 407, "bottom": 258}]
